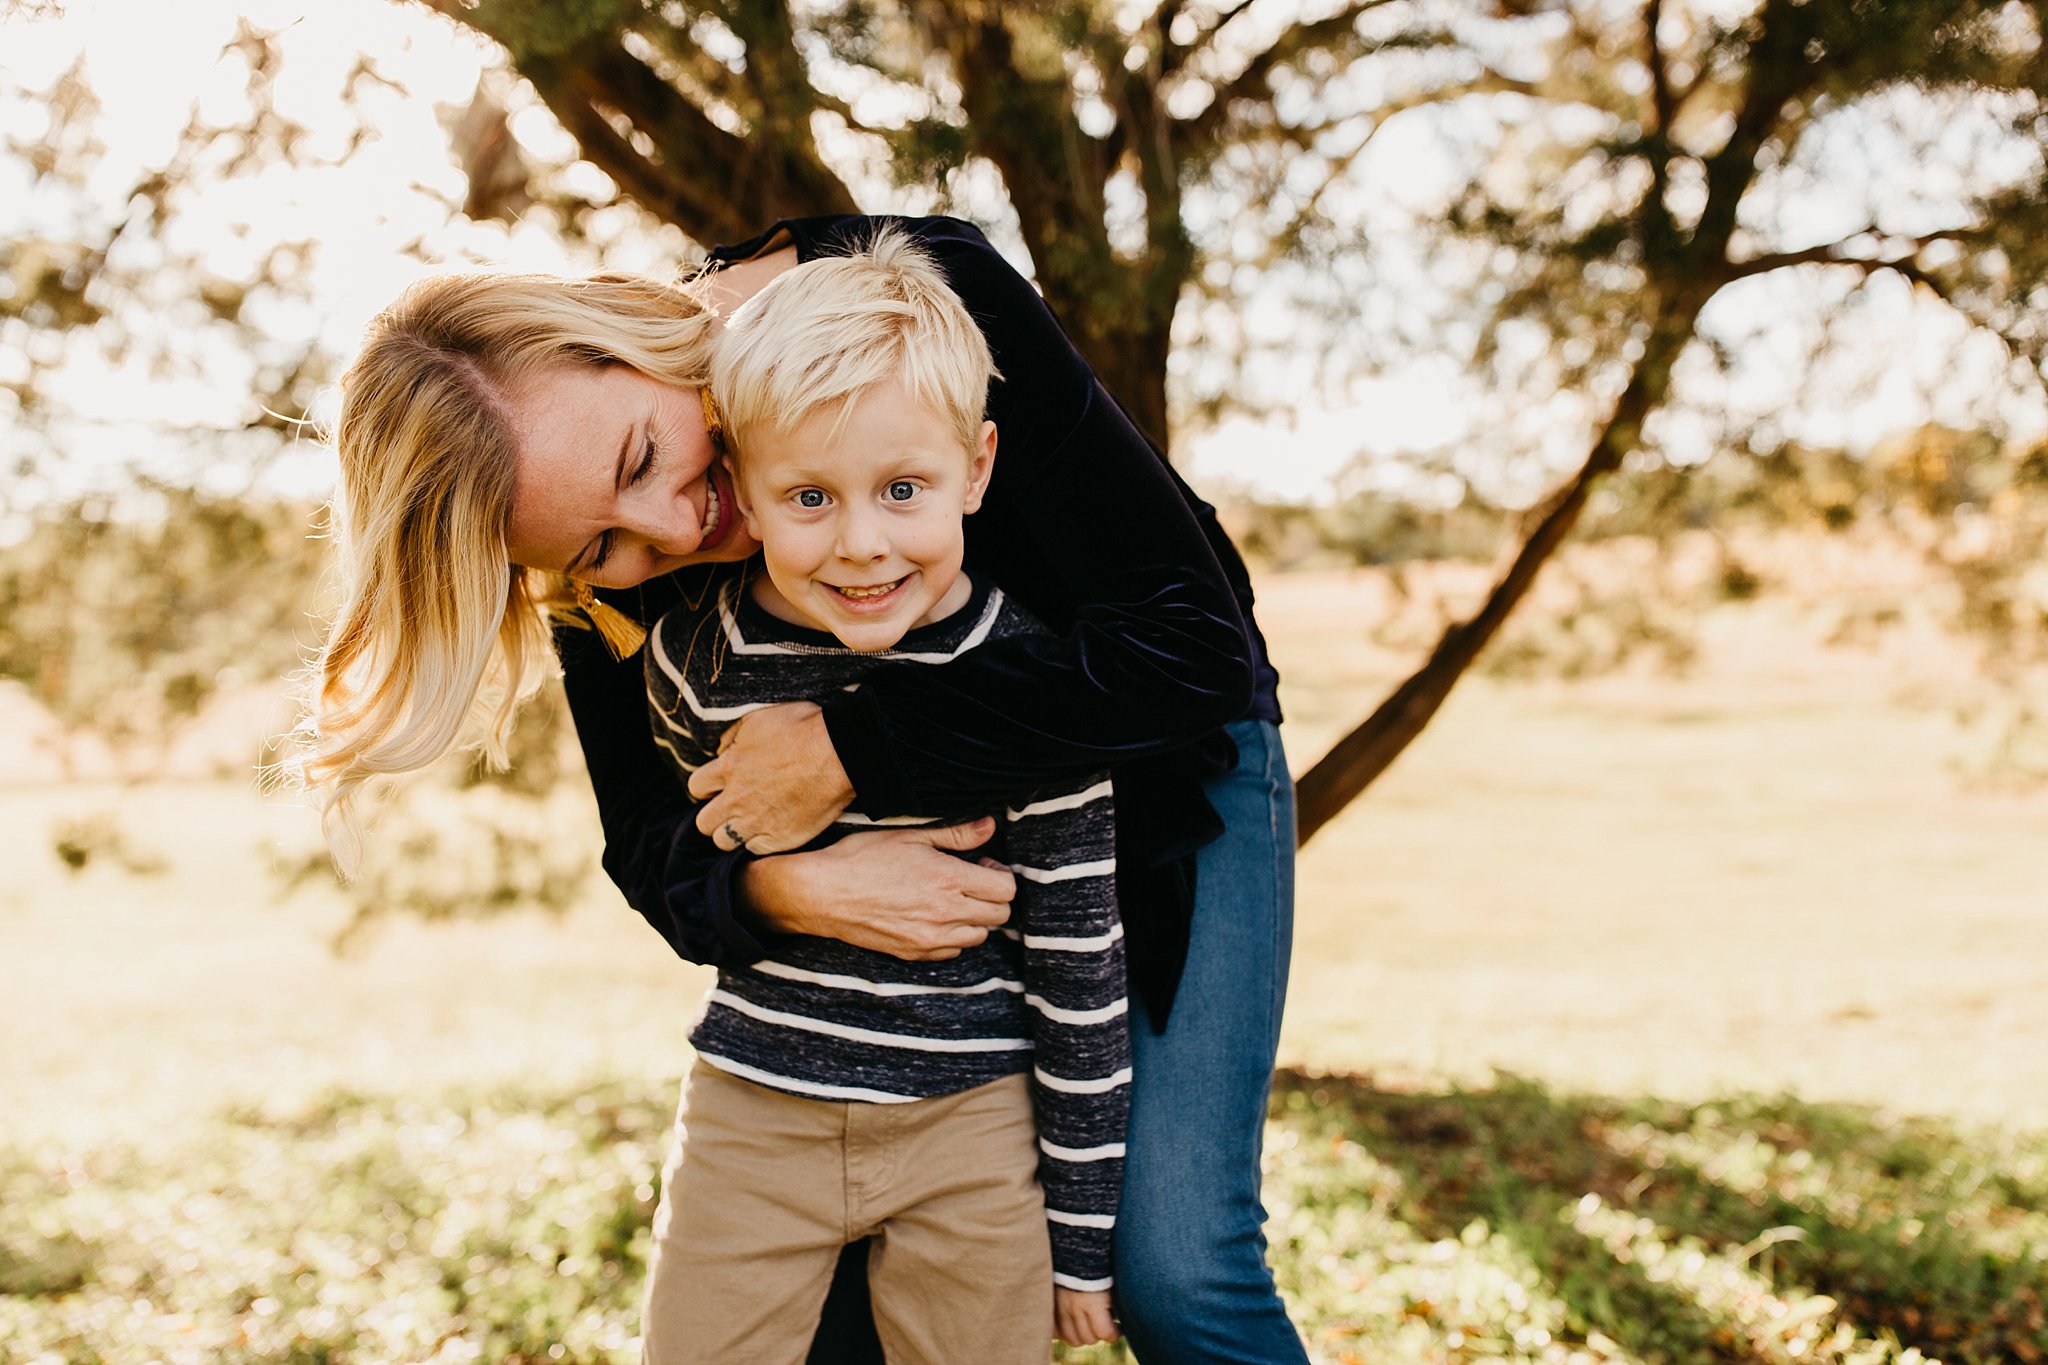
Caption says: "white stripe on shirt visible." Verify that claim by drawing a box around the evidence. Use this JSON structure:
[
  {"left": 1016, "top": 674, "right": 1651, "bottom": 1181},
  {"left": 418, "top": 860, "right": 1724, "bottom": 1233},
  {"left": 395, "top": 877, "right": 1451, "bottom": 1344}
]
[
  {"left": 1006, "top": 781, "right": 1114, "bottom": 819},
  {"left": 1018, "top": 923, "right": 1124, "bottom": 952},
  {"left": 1026, "top": 994, "right": 1129, "bottom": 1026},
  {"left": 1012, "top": 858, "right": 1117, "bottom": 884},
  {"left": 1054, "top": 1273, "right": 1116, "bottom": 1292},
  {"left": 708, "top": 989, "right": 1035, "bottom": 1053},
  {"left": 1034, "top": 1065, "right": 1134, "bottom": 1095},
  {"left": 1045, "top": 1209, "right": 1118, "bottom": 1229},
  {"left": 650, "top": 630, "right": 772, "bottom": 723},
  {"left": 1040, "top": 1138, "right": 1127, "bottom": 1162},
  {"left": 720, "top": 586, "right": 1006, "bottom": 662},
  {"left": 695, "top": 1053, "right": 919, "bottom": 1103},
  {"left": 751, "top": 960, "right": 1024, "bottom": 998}
]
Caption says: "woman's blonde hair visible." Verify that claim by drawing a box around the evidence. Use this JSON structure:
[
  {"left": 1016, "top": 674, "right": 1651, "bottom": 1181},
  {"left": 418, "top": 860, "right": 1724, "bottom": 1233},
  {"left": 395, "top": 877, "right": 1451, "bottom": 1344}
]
[
  {"left": 712, "top": 228, "right": 996, "bottom": 465},
  {"left": 292, "top": 270, "right": 716, "bottom": 875}
]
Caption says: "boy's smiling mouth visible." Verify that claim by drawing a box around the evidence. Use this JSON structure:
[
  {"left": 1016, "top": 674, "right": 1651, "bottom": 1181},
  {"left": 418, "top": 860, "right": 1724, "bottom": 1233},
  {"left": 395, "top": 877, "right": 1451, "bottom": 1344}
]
[{"left": 829, "top": 576, "right": 909, "bottom": 602}]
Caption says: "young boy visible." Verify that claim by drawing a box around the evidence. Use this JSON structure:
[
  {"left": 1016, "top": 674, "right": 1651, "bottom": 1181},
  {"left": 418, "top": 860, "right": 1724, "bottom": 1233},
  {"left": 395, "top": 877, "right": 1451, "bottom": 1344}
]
[{"left": 638, "top": 230, "right": 1128, "bottom": 1363}]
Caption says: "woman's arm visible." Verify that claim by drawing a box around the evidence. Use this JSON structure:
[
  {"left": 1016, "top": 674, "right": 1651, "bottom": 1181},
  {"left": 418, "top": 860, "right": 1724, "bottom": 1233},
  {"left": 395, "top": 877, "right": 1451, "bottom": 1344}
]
[{"left": 559, "top": 622, "right": 1016, "bottom": 953}]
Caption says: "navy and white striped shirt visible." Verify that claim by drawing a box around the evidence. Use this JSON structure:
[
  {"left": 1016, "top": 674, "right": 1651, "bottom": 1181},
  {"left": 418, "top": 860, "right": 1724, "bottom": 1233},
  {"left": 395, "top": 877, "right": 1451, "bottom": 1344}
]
[{"left": 645, "top": 574, "right": 1129, "bottom": 1290}]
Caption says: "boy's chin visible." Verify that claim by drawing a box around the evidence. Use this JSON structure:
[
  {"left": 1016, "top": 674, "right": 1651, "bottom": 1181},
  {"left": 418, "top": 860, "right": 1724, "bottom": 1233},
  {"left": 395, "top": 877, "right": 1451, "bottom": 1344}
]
[{"left": 825, "top": 617, "right": 915, "bottom": 653}]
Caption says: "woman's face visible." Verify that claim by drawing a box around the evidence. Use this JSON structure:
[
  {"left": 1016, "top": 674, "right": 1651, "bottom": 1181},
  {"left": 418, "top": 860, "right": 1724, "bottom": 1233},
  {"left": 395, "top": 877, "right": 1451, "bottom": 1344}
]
[{"left": 502, "top": 363, "right": 760, "bottom": 586}]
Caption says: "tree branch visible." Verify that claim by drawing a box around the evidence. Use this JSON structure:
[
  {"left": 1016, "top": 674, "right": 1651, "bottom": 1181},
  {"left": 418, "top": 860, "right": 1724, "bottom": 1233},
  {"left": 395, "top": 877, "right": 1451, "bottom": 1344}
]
[
  {"left": 1177, "top": 0, "right": 1403, "bottom": 154},
  {"left": 421, "top": 0, "right": 854, "bottom": 243},
  {"left": 1688, "top": 0, "right": 1821, "bottom": 271},
  {"left": 1160, "top": 0, "right": 1268, "bottom": 79},
  {"left": 1295, "top": 330, "right": 1683, "bottom": 842},
  {"left": 1638, "top": 0, "right": 1682, "bottom": 265},
  {"left": 1188, "top": 63, "right": 1534, "bottom": 167},
  {"left": 919, "top": 3, "right": 1113, "bottom": 266},
  {"left": 1724, "top": 228, "right": 1984, "bottom": 290},
  {"left": 1644, "top": 0, "right": 1675, "bottom": 136}
]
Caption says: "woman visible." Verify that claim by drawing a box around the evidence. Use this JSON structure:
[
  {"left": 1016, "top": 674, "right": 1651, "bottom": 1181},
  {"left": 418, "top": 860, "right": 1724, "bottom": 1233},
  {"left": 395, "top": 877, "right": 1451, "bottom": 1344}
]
[{"left": 304, "top": 214, "right": 1303, "bottom": 1363}]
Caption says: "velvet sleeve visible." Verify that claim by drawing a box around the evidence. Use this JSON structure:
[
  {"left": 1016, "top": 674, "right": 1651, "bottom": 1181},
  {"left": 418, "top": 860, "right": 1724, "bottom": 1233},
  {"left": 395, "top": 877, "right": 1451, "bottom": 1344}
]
[
  {"left": 555, "top": 619, "right": 779, "bottom": 969},
  {"left": 814, "top": 217, "right": 1256, "bottom": 815}
]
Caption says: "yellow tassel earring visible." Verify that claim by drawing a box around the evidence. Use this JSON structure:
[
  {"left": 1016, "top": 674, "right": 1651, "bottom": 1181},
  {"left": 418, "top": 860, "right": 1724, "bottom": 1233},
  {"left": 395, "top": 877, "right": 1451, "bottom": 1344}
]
[
  {"left": 574, "top": 581, "right": 648, "bottom": 660},
  {"left": 699, "top": 385, "right": 727, "bottom": 453}
]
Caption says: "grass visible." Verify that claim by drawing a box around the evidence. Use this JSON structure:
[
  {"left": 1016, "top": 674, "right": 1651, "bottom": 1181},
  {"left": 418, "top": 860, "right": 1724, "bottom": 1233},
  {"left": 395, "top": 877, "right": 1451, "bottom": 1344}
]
[{"left": 4, "top": 1072, "right": 2043, "bottom": 1364}]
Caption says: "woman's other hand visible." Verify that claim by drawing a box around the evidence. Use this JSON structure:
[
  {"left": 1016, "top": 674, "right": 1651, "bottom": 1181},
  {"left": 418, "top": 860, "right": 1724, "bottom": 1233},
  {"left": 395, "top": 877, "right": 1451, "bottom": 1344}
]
[
  {"left": 689, "top": 701, "right": 853, "bottom": 852},
  {"left": 741, "top": 821, "right": 1016, "bottom": 960},
  {"left": 1054, "top": 1289, "right": 1119, "bottom": 1346}
]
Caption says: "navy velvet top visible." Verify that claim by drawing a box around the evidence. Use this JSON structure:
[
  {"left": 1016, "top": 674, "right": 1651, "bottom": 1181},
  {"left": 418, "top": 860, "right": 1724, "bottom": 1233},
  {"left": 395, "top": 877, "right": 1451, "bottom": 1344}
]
[{"left": 558, "top": 214, "right": 1282, "bottom": 1023}]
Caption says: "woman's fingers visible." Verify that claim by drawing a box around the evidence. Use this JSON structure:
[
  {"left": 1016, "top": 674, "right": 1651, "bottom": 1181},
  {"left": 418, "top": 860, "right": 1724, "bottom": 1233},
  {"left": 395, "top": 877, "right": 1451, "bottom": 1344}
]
[
  {"left": 685, "top": 753, "right": 726, "bottom": 802},
  {"left": 689, "top": 702, "right": 851, "bottom": 850},
  {"left": 739, "top": 824, "right": 1017, "bottom": 959}
]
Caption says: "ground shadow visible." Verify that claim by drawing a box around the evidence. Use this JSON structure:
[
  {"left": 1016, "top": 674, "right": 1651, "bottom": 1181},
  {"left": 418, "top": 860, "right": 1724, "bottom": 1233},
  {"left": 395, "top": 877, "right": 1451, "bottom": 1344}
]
[{"left": 1272, "top": 1068, "right": 2048, "bottom": 1365}]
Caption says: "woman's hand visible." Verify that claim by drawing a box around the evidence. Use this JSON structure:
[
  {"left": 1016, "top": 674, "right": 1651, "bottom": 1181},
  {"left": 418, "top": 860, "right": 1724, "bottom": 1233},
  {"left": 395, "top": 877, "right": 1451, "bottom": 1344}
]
[
  {"left": 688, "top": 701, "right": 854, "bottom": 853},
  {"left": 1055, "top": 1289, "right": 1119, "bottom": 1347},
  {"left": 742, "top": 820, "right": 1016, "bottom": 960}
]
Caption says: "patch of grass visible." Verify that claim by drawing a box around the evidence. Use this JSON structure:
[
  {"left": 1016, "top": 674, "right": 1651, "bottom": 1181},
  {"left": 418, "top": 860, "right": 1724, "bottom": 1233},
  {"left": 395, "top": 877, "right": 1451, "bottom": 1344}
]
[
  {"left": 1273, "top": 1070, "right": 2048, "bottom": 1365},
  {"left": 0, "top": 1081, "right": 673, "bottom": 1365},
  {"left": 4, "top": 1072, "right": 2044, "bottom": 1364}
]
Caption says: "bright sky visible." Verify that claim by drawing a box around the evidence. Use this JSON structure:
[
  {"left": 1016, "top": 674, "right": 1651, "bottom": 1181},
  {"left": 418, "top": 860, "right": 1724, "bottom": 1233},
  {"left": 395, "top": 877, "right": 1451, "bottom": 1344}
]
[{"left": 2, "top": 0, "right": 2042, "bottom": 511}]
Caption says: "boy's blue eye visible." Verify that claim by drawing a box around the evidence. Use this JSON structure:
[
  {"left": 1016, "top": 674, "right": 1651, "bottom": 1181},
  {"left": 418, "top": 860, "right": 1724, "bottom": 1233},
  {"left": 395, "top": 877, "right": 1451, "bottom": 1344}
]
[
  {"left": 886, "top": 481, "right": 917, "bottom": 502},
  {"left": 796, "top": 489, "right": 827, "bottom": 509}
]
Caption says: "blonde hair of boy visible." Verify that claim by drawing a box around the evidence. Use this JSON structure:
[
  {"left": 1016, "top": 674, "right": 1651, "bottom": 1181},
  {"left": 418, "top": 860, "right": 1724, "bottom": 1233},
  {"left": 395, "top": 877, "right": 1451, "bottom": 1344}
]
[
  {"left": 710, "top": 228, "right": 997, "bottom": 467},
  {"left": 290, "top": 271, "right": 717, "bottom": 875}
]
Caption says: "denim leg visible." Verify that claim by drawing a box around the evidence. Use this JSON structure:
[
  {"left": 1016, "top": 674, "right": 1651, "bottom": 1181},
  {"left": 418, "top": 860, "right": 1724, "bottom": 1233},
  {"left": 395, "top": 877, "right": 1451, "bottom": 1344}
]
[{"left": 1114, "top": 720, "right": 1308, "bottom": 1364}]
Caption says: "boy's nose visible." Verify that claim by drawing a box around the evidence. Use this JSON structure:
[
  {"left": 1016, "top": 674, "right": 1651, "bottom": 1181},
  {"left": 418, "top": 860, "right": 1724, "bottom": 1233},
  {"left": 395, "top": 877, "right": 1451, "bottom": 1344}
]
[{"left": 834, "top": 509, "right": 889, "bottom": 562}]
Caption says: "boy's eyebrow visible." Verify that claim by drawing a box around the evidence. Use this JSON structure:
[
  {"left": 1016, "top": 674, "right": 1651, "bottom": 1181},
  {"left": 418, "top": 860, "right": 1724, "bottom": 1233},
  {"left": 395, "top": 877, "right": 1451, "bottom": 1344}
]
[{"left": 563, "top": 423, "right": 637, "bottom": 575}]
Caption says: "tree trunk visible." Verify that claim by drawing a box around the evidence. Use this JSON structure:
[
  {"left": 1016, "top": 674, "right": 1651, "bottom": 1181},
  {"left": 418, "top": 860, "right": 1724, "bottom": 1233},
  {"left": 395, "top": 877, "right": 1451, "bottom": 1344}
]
[
  {"left": 1292, "top": 322, "right": 1694, "bottom": 845},
  {"left": 1078, "top": 311, "right": 1172, "bottom": 453}
]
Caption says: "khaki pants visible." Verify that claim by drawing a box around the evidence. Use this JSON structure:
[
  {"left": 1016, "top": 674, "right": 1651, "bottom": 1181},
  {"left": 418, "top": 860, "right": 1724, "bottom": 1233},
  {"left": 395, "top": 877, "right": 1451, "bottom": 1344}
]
[{"left": 641, "top": 1062, "right": 1053, "bottom": 1365}]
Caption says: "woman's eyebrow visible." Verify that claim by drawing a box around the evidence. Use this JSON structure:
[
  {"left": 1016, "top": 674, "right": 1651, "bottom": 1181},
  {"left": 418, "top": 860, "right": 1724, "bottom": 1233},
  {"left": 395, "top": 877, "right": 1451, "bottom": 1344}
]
[{"left": 562, "top": 423, "right": 637, "bottom": 575}]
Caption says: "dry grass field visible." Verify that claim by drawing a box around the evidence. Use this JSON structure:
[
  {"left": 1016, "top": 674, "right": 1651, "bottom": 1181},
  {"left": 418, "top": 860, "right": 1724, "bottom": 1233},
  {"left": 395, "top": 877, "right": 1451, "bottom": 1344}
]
[
  {"left": 4, "top": 542, "right": 2045, "bottom": 1363},
  {"left": 8, "top": 547, "right": 2041, "bottom": 1145}
]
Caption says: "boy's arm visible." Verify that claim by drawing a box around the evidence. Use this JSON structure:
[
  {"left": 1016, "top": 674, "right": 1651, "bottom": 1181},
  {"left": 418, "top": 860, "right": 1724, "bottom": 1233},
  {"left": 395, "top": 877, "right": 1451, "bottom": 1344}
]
[{"left": 1007, "top": 776, "right": 1128, "bottom": 1291}]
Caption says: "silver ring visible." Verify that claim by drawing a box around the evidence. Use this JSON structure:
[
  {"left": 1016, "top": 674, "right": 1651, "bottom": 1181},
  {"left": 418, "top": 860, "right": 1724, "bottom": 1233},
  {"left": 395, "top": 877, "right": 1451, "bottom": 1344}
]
[{"left": 722, "top": 821, "right": 748, "bottom": 850}]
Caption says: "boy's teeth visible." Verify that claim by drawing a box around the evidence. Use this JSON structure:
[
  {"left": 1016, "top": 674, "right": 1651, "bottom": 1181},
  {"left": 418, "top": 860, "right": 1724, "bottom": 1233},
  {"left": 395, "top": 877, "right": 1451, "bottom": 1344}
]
[{"left": 836, "top": 580, "right": 899, "bottom": 598}]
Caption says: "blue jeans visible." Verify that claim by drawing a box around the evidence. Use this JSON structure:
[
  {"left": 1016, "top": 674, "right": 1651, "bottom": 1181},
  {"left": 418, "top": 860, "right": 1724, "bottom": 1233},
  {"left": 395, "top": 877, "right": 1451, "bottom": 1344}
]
[{"left": 1113, "top": 719, "right": 1308, "bottom": 1363}]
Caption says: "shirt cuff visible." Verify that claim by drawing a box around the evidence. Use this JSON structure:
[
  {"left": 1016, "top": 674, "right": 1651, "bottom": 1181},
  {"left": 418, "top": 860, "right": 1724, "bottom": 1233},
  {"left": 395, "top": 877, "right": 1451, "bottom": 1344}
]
[
  {"left": 820, "top": 691, "right": 918, "bottom": 815},
  {"left": 700, "top": 848, "right": 784, "bottom": 963}
]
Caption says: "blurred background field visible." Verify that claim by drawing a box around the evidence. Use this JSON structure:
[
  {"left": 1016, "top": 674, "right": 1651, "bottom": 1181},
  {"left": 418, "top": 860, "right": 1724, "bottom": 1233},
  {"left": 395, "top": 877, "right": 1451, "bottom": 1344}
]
[{"left": 7, "top": 543, "right": 2048, "bottom": 1151}]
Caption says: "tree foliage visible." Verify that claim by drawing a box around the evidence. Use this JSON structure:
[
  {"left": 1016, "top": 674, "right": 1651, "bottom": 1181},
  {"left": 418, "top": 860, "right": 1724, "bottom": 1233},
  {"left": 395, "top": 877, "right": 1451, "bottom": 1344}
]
[
  {"left": 0, "top": 487, "right": 327, "bottom": 767},
  {"left": 414, "top": 0, "right": 1479, "bottom": 444},
  {"left": 1291, "top": 0, "right": 2048, "bottom": 837}
]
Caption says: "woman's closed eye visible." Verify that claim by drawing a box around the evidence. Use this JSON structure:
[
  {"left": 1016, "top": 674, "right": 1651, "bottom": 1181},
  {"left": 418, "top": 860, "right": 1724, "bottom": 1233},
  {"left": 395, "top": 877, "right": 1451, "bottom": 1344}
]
[{"left": 627, "top": 435, "right": 657, "bottom": 486}]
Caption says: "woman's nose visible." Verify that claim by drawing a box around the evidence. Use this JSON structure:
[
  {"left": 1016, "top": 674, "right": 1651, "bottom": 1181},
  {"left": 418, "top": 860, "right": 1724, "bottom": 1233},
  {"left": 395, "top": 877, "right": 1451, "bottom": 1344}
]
[{"left": 631, "top": 483, "right": 703, "bottom": 556}]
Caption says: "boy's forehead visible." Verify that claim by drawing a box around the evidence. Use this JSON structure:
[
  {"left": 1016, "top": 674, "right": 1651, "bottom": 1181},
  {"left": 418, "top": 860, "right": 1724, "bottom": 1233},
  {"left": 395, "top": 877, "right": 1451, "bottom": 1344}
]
[{"left": 743, "top": 393, "right": 974, "bottom": 474}]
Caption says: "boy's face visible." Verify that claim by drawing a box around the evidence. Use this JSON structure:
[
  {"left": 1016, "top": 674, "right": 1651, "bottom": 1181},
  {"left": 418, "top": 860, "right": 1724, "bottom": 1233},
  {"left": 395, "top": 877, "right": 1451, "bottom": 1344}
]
[{"left": 731, "top": 378, "right": 997, "bottom": 653}]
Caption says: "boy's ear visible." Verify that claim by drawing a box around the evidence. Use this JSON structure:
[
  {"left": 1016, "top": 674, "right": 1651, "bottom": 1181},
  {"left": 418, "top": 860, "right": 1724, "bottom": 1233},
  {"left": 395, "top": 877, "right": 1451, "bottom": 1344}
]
[
  {"left": 726, "top": 458, "right": 765, "bottom": 539},
  {"left": 961, "top": 421, "right": 997, "bottom": 515}
]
